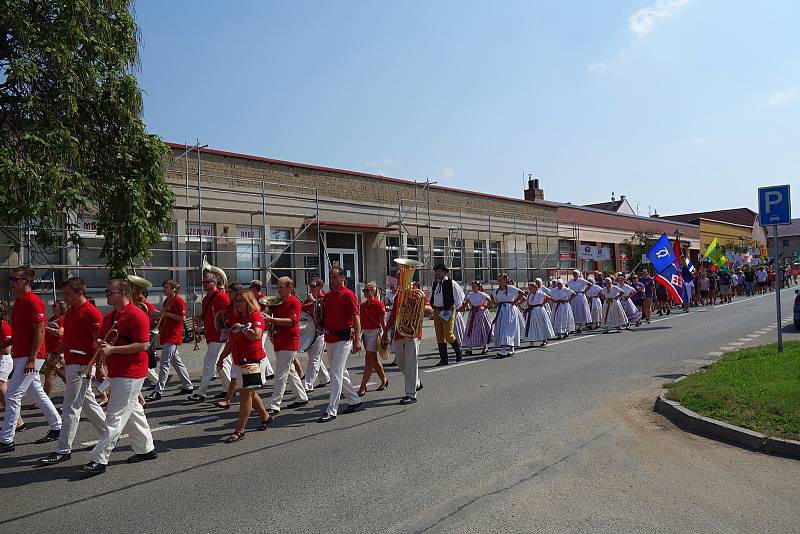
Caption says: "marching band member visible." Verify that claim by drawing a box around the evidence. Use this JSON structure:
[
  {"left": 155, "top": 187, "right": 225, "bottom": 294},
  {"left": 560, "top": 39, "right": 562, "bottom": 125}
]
[
  {"left": 0, "top": 268, "right": 62, "bottom": 453},
  {"left": 566, "top": 270, "right": 592, "bottom": 334},
  {"left": 381, "top": 274, "right": 398, "bottom": 366},
  {"left": 601, "top": 277, "right": 628, "bottom": 333},
  {"left": 318, "top": 266, "right": 363, "bottom": 423},
  {"left": 301, "top": 278, "right": 330, "bottom": 391},
  {"left": 524, "top": 282, "right": 555, "bottom": 347},
  {"left": 42, "top": 299, "right": 66, "bottom": 397},
  {"left": 79, "top": 278, "right": 156, "bottom": 475},
  {"left": 147, "top": 279, "right": 193, "bottom": 401},
  {"left": 491, "top": 273, "right": 525, "bottom": 358},
  {"left": 215, "top": 283, "right": 242, "bottom": 409},
  {"left": 460, "top": 281, "right": 492, "bottom": 356},
  {"left": 38, "top": 277, "right": 107, "bottom": 465},
  {"left": 189, "top": 272, "right": 232, "bottom": 402},
  {"left": 220, "top": 290, "right": 272, "bottom": 442},
  {"left": 0, "top": 300, "right": 23, "bottom": 431},
  {"left": 549, "top": 279, "right": 576, "bottom": 339},
  {"left": 357, "top": 282, "right": 388, "bottom": 396},
  {"left": 584, "top": 277, "right": 604, "bottom": 329},
  {"left": 430, "top": 264, "right": 465, "bottom": 366},
  {"left": 138, "top": 288, "right": 159, "bottom": 389},
  {"left": 249, "top": 280, "right": 275, "bottom": 380},
  {"left": 265, "top": 277, "right": 309, "bottom": 414}
]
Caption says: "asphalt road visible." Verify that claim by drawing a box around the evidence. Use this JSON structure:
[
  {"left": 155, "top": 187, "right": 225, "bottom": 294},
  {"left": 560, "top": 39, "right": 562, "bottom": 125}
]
[{"left": 2, "top": 288, "right": 800, "bottom": 533}]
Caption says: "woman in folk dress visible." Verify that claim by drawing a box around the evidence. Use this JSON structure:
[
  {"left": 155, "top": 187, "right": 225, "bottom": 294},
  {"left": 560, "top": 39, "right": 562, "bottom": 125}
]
[
  {"left": 459, "top": 281, "right": 492, "bottom": 355},
  {"left": 535, "top": 278, "right": 552, "bottom": 315},
  {"left": 601, "top": 277, "right": 629, "bottom": 333},
  {"left": 617, "top": 275, "right": 642, "bottom": 327},
  {"left": 584, "top": 277, "right": 604, "bottom": 329},
  {"left": 566, "top": 270, "right": 592, "bottom": 333},
  {"left": 524, "top": 283, "right": 555, "bottom": 347},
  {"left": 549, "top": 279, "right": 576, "bottom": 339},
  {"left": 491, "top": 273, "right": 526, "bottom": 357}
]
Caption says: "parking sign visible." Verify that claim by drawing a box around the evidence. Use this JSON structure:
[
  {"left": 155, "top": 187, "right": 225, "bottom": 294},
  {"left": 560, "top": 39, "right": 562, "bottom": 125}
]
[{"left": 758, "top": 185, "right": 791, "bottom": 226}]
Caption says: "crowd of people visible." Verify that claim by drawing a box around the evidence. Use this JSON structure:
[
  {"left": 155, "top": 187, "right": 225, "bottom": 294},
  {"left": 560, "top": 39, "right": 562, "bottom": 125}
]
[{"left": 0, "top": 260, "right": 796, "bottom": 477}]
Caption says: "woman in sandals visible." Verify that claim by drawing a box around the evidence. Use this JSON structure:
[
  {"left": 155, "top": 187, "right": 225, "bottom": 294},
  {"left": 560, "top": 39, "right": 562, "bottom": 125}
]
[
  {"left": 218, "top": 290, "right": 272, "bottom": 442},
  {"left": 357, "top": 282, "right": 388, "bottom": 396}
]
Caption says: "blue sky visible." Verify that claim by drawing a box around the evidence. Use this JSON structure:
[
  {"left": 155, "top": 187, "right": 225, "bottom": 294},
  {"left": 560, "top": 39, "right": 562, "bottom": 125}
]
[{"left": 135, "top": 0, "right": 800, "bottom": 216}]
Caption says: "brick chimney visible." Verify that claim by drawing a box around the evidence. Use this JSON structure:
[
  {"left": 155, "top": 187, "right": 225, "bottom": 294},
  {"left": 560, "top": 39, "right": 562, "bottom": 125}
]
[{"left": 524, "top": 178, "right": 544, "bottom": 201}]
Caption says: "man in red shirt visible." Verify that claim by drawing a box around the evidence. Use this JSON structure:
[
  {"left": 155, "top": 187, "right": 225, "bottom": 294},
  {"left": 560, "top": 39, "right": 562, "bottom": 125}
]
[
  {"left": 189, "top": 272, "right": 232, "bottom": 402},
  {"left": 383, "top": 288, "right": 432, "bottom": 405},
  {"left": 0, "top": 267, "right": 62, "bottom": 452},
  {"left": 147, "top": 279, "right": 193, "bottom": 401},
  {"left": 38, "top": 277, "right": 107, "bottom": 465},
  {"left": 265, "top": 277, "right": 309, "bottom": 414},
  {"left": 80, "top": 278, "right": 157, "bottom": 476},
  {"left": 318, "top": 266, "right": 362, "bottom": 423},
  {"left": 301, "top": 278, "right": 330, "bottom": 391}
]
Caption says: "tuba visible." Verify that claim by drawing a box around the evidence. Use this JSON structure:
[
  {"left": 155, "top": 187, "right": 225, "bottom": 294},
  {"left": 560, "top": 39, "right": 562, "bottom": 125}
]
[
  {"left": 127, "top": 275, "right": 153, "bottom": 315},
  {"left": 313, "top": 297, "right": 325, "bottom": 329},
  {"left": 393, "top": 258, "right": 425, "bottom": 339},
  {"left": 202, "top": 256, "right": 228, "bottom": 288}
]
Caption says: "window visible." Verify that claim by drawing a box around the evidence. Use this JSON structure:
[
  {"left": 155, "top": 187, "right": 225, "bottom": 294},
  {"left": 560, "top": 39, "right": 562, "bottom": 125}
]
[
  {"left": 450, "top": 239, "right": 464, "bottom": 282},
  {"left": 473, "top": 241, "right": 486, "bottom": 282},
  {"left": 236, "top": 226, "right": 261, "bottom": 283},
  {"left": 186, "top": 223, "right": 215, "bottom": 291},
  {"left": 489, "top": 241, "right": 500, "bottom": 280},
  {"left": 386, "top": 235, "right": 400, "bottom": 276},
  {"left": 783, "top": 239, "right": 790, "bottom": 247},
  {"left": 433, "top": 238, "right": 446, "bottom": 268},
  {"left": 580, "top": 241, "right": 597, "bottom": 273},
  {"left": 558, "top": 239, "right": 576, "bottom": 271},
  {"left": 270, "top": 228, "right": 292, "bottom": 286},
  {"left": 600, "top": 242, "right": 615, "bottom": 272},
  {"left": 406, "top": 236, "right": 423, "bottom": 281}
]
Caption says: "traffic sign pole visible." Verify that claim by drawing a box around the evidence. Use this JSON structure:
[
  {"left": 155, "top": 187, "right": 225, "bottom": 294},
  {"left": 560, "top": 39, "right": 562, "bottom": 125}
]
[
  {"left": 774, "top": 225, "right": 783, "bottom": 353},
  {"left": 759, "top": 185, "right": 790, "bottom": 354}
]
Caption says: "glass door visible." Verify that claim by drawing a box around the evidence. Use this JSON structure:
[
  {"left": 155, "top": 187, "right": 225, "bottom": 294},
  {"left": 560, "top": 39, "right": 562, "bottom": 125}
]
[{"left": 326, "top": 249, "right": 358, "bottom": 289}]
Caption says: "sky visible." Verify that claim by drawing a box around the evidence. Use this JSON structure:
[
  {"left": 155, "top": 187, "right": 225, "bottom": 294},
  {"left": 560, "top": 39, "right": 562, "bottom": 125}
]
[{"left": 134, "top": 0, "right": 800, "bottom": 216}]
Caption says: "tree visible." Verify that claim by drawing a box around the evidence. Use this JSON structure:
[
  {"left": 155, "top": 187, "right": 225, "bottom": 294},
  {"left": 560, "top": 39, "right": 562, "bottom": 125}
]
[
  {"left": 621, "top": 230, "right": 657, "bottom": 271},
  {"left": 0, "top": 0, "right": 173, "bottom": 277}
]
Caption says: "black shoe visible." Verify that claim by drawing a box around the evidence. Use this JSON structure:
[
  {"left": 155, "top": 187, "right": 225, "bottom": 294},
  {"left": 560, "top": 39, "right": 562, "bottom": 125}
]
[
  {"left": 35, "top": 429, "right": 60, "bottom": 444},
  {"left": 187, "top": 393, "right": 206, "bottom": 402},
  {"left": 317, "top": 381, "right": 330, "bottom": 388},
  {"left": 15, "top": 423, "right": 27, "bottom": 432},
  {"left": 146, "top": 392, "right": 162, "bottom": 401},
  {"left": 287, "top": 400, "right": 308, "bottom": 409},
  {"left": 317, "top": 413, "right": 336, "bottom": 423},
  {"left": 265, "top": 374, "right": 275, "bottom": 380},
  {"left": 0, "top": 441, "right": 14, "bottom": 453},
  {"left": 342, "top": 402, "right": 364, "bottom": 414},
  {"left": 79, "top": 461, "right": 106, "bottom": 476},
  {"left": 266, "top": 408, "right": 280, "bottom": 415},
  {"left": 416, "top": 382, "right": 424, "bottom": 392},
  {"left": 177, "top": 388, "right": 194, "bottom": 395},
  {"left": 435, "top": 361, "right": 448, "bottom": 367},
  {"left": 126, "top": 449, "right": 158, "bottom": 463},
  {"left": 399, "top": 396, "right": 417, "bottom": 405},
  {"left": 38, "top": 452, "right": 71, "bottom": 466},
  {"left": 213, "top": 392, "right": 227, "bottom": 399}
]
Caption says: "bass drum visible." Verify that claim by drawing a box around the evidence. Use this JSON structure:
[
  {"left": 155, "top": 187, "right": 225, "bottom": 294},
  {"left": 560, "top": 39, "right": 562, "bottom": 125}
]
[{"left": 298, "top": 311, "right": 317, "bottom": 353}]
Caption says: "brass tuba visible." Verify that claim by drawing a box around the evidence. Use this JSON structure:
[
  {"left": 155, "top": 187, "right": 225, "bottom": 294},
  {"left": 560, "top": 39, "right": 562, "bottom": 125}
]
[
  {"left": 202, "top": 256, "right": 228, "bottom": 288},
  {"left": 127, "top": 275, "right": 153, "bottom": 314},
  {"left": 393, "top": 258, "right": 425, "bottom": 339}
]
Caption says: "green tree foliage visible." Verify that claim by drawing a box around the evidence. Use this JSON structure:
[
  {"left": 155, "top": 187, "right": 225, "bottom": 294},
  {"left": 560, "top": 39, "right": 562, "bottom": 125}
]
[
  {"left": 621, "top": 230, "right": 658, "bottom": 270},
  {"left": 0, "top": 0, "right": 173, "bottom": 277}
]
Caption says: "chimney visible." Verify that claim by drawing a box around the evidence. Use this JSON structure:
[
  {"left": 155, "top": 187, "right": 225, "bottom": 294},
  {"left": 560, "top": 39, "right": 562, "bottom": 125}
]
[
  {"left": 524, "top": 178, "right": 544, "bottom": 201},
  {"left": 620, "top": 195, "right": 626, "bottom": 202}
]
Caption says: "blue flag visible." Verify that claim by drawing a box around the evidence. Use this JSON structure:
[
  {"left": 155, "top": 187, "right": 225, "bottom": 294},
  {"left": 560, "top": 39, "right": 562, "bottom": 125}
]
[
  {"left": 654, "top": 263, "right": 685, "bottom": 305},
  {"left": 646, "top": 234, "right": 677, "bottom": 275}
]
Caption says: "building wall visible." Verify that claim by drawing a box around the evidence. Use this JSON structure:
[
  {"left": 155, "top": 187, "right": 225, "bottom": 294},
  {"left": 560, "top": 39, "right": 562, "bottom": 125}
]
[{"left": 699, "top": 219, "right": 755, "bottom": 252}]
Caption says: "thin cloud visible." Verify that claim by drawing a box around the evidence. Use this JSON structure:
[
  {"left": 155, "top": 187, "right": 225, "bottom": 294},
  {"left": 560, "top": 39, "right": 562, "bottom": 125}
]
[
  {"left": 587, "top": 62, "right": 607, "bottom": 72},
  {"left": 768, "top": 90, "right": 795, "bottom": 106},
  {"left": 363, "top": 158, "right": 399, "bottom": 168},
  {"left": 629, "top": 0, "right": 691, "bottom": 36},
  {"left": 691, "top": 137, "right": 713, "bottom": 144},
  {"left": 441, "top": 167, "right": 456, "bottom": 180}
]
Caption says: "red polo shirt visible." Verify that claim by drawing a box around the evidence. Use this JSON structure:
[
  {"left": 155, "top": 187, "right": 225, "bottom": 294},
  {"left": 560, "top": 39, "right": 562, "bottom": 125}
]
[
  {"left": 359, "top": 299, "right": 385, "bottom": 330},
  {"left": 322, "top": 287, "right": 358, "bottom": 343},
  {"left": 201, "top": 289, "right": 230, "bottom": 343},
  {"left": 1, "top": 320, "right": 10, "bottom": 347},
  {"left": 102, "top": 302, "right": 149, "bottom": 379},
  {"left": 12, "top": 291, "right": 47, "bottom": 359},
  {"left": 271, "top": 294, "right": 301, "bottom": 352},
  {"left": 230, "top": 310, "right": 265, "bottom": 365},
  {"left": 44, "top": 314, "right": 64, "bottom": 353},
  {"left": 158, "top": 295, "right": 186, "bottom": 345},
  {"left": 63, "top": 301, "right": 103, "bottom": 366}
]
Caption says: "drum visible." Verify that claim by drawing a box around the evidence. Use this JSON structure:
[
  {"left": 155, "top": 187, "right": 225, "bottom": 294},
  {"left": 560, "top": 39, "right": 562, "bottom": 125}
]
[{"left": 298, "top": 311, "right": 317, "bottom": 353}]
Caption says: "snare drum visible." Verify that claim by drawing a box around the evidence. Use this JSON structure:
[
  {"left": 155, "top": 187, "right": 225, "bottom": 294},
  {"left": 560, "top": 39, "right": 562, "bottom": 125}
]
[{"left": 298, "top": 311, "right": 317, "bottom": 353}]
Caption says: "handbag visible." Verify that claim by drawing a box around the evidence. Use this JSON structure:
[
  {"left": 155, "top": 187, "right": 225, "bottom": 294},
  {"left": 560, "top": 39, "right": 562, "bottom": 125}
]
[
  {"left": 239, "top": 360, "right": 263, "bottom": 389},
  {"left": 377, "top": 336, "right": 391, "bottom": 361}
]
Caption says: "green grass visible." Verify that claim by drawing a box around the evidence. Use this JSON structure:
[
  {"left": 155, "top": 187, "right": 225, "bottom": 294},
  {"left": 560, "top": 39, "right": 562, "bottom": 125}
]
[{"left": 665, "top": 341, "right": 800, "bottom": 440}]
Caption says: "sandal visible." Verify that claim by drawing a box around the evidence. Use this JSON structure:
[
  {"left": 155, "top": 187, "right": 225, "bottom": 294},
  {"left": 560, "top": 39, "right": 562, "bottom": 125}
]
[
  {"left": 215, "top": 401, "right": 231, "bottom": 409},
  {"left": 225, "top": 431, "right": 245, "bottom": 443},
  {"left": 357, "top": 388, "right": 367, "bottom": 397},
  {"left": 376, "top": 379, "right": 389, "bottom": 391},
  {"left": 257, "top": 416, "right": 273, "bottom": 431}
]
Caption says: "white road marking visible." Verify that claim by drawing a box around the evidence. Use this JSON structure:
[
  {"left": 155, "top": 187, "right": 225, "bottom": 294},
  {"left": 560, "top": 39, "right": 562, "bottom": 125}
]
[
  {"left": 706, "top": 351, "right": 724, "bottom": 356},
  {"left": 81, "top": 415, "right": 218, "bottom": 447},
  {"left": 728, "top": 342, "right": 745, "bottom": 346},
  {"left": 736, "top": 338, "right": 752, "bottom": 342},
  {"left": 747, "top": 334, "right": 761, "bottom": 338}
]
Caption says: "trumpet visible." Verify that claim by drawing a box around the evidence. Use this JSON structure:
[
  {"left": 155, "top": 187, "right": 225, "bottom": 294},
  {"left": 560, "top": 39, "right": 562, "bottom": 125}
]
[
  {"left": 259, "top": 295, "right": 282, "bottom": 338},
  {"left": 81, "top": 324, "right": 119, "bottom": 379}
]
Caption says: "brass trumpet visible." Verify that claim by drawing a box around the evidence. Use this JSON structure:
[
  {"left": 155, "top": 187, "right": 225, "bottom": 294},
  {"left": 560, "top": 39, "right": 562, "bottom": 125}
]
[{"left": 81, "top": 324, "right": 119, "bottom": 379}]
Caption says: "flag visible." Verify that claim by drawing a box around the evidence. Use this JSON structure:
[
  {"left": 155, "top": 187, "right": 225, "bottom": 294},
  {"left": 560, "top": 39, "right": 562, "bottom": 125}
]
[
  {"left": 646, "top": 234, "right": 677, "bottom": 275},
  {"left": 703, "top": 237, "right": 730, "bottom": 272},
  {"left": 673, "top": 237, "right": 684, "bottom": 268},
  {"left": 685, "top": 258, "right": 696, "bottom": 273},
  {"left": 654, "top": 263, "right": 684, "bottom": 305}
]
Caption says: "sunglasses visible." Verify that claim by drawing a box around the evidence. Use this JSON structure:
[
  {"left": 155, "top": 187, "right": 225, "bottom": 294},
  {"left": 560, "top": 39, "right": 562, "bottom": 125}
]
[
  {"left": 104, "top": 289, "right": 122, "bottom": 296},
  {"left": 9, "top": 276, "right": 25, "bottom": 283}
]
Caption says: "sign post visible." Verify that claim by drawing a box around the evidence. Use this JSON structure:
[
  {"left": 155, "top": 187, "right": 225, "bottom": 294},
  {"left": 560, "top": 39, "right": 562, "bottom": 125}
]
[{"left": 758, "top": 185, "right": 792, "bottom": 353}]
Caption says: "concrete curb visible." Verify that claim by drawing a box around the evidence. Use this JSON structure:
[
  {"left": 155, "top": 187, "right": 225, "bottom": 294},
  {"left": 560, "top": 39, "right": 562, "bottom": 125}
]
[{"left": 654, "top": 389, "right": 800, "bottom": 460}]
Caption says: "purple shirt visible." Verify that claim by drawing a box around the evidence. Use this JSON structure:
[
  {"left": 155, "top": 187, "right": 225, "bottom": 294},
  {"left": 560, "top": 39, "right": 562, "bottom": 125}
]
[{"left": 640, "top": 276, "right": 655, "bottom": 299}]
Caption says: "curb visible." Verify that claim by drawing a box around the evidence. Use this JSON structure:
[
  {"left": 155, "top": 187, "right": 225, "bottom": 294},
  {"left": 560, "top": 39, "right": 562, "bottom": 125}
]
[{"left": 653, "top": 390, "right": 800, "bottom": 460}]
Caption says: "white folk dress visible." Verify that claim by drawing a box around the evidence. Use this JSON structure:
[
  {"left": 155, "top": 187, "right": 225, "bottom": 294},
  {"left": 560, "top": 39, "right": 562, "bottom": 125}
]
[
  {"left": 619, "top": 284, "right": 642, "bottom": 323},
  {"left": 463, "top": 291, "right": 492, "bottom": 348},
  {"left": 493, "top": 286, "right": 523, "bottom": 349},
  {"left": 584, "top": 284, "right": 604, "bottom": 324},
  {"left": 549, "top": 287, "right": 576, "bottom": 335},
  {"left": 601, "top": 286, "right": 629, "bottom": 330},
  {"left": 566, "top": 278, "right": 592, "bottom": 325},
  {"left": 524, "top": 291, "right": 555, "bottom": 342},
  {"left": 538, "top": 285, "right": 552, "bottom": 315}
]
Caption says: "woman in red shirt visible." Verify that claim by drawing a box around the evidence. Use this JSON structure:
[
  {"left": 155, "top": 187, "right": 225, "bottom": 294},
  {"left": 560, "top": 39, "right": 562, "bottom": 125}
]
[
  {"left": 358, "top": 282, "right": 388, "bottom": 396},
  {"left": 221, "top": 290, "right": 272, "bottom": 442},
  {"left": 43, "top": 300, "right": 66, "bottom": 397}
]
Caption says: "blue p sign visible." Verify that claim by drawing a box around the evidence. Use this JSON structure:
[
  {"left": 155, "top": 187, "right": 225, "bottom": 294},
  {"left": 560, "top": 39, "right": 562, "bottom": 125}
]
[{"left": 758, "top": 185, "right": 791, "bottom": 226}]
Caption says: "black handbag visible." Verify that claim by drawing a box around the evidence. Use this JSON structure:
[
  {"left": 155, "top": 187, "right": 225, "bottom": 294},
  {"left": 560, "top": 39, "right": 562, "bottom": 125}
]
[{"left": 239, "top": 360, "right": 263, "bottom": 389}]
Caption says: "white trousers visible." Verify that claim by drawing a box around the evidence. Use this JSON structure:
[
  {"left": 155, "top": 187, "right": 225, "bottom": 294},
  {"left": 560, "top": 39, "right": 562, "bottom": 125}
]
[
  {"left": 57, "top": 364, "right": 107, "bottom": 453},
  {"left": 324, "top": 340, "right": 360, "bottom": 416},
  {"left": 155, "top": 343, "right": 192, "bottom": 393},
  {"left": 196, "top": 342, "right": 231, "bottom": 397},
  {"left": 268, "top": 350, "right": 309, "bottom": 410},
  {"left": 394, "top": 338, "right": 420, "bottom": 399},
  {"left": 260, "top": 336, "right": 276, "bottom": 381},
  {"left": 0, "top": 358, "right": 61, "bottom": 444},
  {"left": 90, "top": 377, "right": 154, "bottom": 465},
  {"left": 302, "top": 335, "right": 329, "bottom": 390},
  {"left": 146, "top": 367, "right": 158, "bottom": 385}
]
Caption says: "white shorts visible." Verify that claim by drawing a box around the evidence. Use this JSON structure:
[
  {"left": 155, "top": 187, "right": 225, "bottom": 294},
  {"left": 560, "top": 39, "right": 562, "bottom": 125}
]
[{"left": 0, "top": 355, "right": 12, "bottom": 382}]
